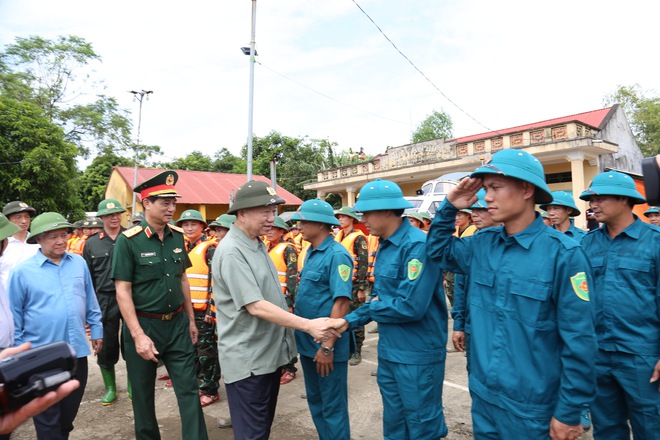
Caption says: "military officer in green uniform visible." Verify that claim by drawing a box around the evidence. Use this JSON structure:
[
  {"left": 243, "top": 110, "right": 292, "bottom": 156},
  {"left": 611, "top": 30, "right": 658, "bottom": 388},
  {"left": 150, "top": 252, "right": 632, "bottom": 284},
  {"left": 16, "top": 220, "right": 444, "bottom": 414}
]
[
  {"left": 83, "top": 198, "right": 128, "bottom": 406},
  {"left": 112, "top": 171, "right": 208, "bottom": 440}
]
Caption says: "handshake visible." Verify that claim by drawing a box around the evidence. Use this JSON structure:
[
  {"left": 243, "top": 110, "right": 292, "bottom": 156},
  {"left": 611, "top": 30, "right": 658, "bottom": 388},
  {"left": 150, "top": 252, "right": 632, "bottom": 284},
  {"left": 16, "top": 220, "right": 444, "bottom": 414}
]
[{"left": 306, "top": 318, "right": 350, "bottom": 343}]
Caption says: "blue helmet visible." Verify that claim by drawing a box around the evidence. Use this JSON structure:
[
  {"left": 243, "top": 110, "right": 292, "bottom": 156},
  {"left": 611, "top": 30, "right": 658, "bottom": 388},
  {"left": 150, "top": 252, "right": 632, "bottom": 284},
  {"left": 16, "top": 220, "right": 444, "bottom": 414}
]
[
  {"left": 471, "top": 149, "right": 552, "bottom": 204},
  {"left": 644, "top": 206, "right": 659, "bottom": 217},
  {"left": 579, "top": 171, "right": 646, "bottom": 205},
  {"left": 539, "top": 191, "right": 581, "bottom": 217},
  {"left": 470, "top": 189, "right": 488, "bottom": 209},
  {"left": 355, "top": 179, "right": 414, "bottom": 212},
  {"left": 291, "top": 199, "right": 340, "bottom": 226}
]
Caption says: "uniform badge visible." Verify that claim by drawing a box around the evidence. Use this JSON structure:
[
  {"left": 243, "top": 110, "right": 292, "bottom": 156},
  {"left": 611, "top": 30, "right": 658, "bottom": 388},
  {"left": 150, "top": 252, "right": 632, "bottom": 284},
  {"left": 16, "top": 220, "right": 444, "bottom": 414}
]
[
  {"left": 338, "top": 264, "right": 351, "bottom": 282},
  {"left": 361, "top": 241, "right": 368, "bottom": 250},
  {"left": 266, "top": 186, "right": 277, "bottom": 196},
  {"left": 107, "top": 202, "right": 116, "bottom": 209},
  {"left": 19, "top": 202, "right": 28, "bottom": 208},
  {"left": 185, "top": 212, "right": 191, "bottom": 216},
  {"left": 570, "top": 272, "right": 589, "bottom": 301},
  {"left": 291, "top": 254, "right": 297, "bottom": 263},
  {"left": 173, "top": 248, "right": 183, "bottom": 253},
  {"left": 407, "top": 259, "right": 422, "bottom": 281},
  {"left": 166, "top": 174, "right": 175, "bottom": 186}
]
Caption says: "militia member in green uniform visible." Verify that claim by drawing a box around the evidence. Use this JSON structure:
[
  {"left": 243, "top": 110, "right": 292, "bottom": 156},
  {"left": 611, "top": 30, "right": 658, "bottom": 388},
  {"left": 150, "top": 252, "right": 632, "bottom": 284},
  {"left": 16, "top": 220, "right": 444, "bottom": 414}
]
[
  {"left": 334, "top": 206, "right": 368, "bottom": 366},
  {"left": 112, "top": 171, "right": 208, "bottom": 440},
  {"left": 82, "top": 198, "right": 128, "bottom": 406}
]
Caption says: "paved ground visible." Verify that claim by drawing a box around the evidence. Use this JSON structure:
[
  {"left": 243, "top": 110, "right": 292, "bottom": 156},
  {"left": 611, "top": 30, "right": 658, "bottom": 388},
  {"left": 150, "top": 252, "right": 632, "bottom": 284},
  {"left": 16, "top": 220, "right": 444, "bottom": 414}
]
[{"left": 11, "top": 320, "right": 594, "bottom": 439}]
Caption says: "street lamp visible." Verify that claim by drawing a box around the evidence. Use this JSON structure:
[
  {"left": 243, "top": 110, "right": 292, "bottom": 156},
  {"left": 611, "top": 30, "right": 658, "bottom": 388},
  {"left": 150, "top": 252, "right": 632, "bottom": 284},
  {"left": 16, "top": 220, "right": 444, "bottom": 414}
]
[
  {"left": 128, "top": 90, "right": 153, "bottom": 217},
  {"left": 242, "top": 0, "right": 258, "bottom": 181}
]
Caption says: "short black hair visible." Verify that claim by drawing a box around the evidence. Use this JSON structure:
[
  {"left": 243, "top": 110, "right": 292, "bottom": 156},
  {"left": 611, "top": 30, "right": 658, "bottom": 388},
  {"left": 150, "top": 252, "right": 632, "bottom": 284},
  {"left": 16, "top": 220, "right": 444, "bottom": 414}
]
[{"left": 392, "top": 209, "right": 404, "bottom": 217}]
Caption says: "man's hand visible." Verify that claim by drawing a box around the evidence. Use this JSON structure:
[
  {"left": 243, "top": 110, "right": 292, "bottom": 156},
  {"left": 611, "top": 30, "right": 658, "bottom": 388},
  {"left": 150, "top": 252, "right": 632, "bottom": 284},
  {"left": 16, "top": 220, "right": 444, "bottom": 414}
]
[
  {"left": 452, "top": 331, "right": 466, "bottom": 352},
  {"left": 357, "top": 290, "right": 366, "bottom": 303},
  {"left": 306, "top": 318, "right": 341, "bottom": 343},
  {"left": 189, "top": 319, "right": 199, "bottom": 345},
  {"left": 0, "top": 343, "right": 80, "bottom": 435},
  {"left": 134, "top": 333, "right": 159, "bottom": 362},
  {"left": 326, "top": 318, "right": 350, "bottom": 334},
  {"left": 650, "top": 358, "right": 660, "bottom": 391},
  {"left": 91, "top": 339, "right": 103, "bottom": 355},
  {"left": 549, "top": 417, "right": 583, "bottom": 440},
  {"left": 446, "top": 177, "right": 482, "bottom": 209},
  {"left": 313, "top": 348, "right": 334, "bottom": 377}
]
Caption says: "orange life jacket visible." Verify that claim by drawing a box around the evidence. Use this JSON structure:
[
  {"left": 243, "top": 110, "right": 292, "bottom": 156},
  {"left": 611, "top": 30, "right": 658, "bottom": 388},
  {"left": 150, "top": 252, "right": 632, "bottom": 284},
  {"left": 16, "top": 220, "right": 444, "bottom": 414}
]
[
  {"left": 186, "top": 239, "right": 217, "bottom": 312},
  {"left": 70, "top": 235, "right": 88, "bottom": 255},
  {"left": 297, "top": 240, "right": 311, "bottom": 274},
  {"left": 268, "top": 241, "right": 296, "bottom": 295},
  {"left": 366, "top": 234, "right": 379, "bottom": 283},
  {"left": 66, "top": 236, "right": 80, "bottom": 253},
  {"left": 335, "top": 229, "right": 366, "bottom": 281}
]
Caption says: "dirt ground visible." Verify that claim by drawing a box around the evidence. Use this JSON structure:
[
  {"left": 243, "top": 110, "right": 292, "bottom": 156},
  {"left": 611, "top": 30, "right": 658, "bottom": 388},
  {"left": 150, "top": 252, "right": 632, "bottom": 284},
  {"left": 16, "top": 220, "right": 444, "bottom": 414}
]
[{"left": 11, "top": 320, "right": 594, "bottom": 439}]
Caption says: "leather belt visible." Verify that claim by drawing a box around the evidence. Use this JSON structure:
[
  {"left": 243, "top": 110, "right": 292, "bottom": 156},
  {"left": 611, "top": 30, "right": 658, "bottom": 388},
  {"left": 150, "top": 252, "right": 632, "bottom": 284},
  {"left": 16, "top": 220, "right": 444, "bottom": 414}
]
[{"left": 136, "top": 305, "right": 183, "bottom": 321}]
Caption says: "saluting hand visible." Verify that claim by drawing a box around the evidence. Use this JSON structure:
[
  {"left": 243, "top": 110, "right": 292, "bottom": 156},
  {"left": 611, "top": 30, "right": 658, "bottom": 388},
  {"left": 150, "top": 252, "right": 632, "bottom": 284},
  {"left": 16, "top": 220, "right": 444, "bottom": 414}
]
[{"left": 446, "top": 177, "right": 482, "bottom": 209}]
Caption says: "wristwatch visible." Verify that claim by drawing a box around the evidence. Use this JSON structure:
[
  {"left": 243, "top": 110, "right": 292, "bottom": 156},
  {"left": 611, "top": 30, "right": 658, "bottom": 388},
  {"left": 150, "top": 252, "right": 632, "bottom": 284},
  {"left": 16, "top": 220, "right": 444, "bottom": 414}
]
[{"left": 321, "top": 345, "right": 334, "bottom": 356}]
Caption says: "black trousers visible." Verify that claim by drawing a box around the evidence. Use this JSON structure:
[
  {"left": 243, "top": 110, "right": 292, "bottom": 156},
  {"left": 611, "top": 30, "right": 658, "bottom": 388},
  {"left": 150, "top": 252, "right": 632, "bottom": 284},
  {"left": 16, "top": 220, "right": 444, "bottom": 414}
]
[
  {"left": 96, "top": 292, "right": 121, "bottom": 368},
  {"left": 33, "top": 357, "right": 88, "bottom": 440},
  {"left": 225, "top": 369, "right": 282, "bottom": 440}
]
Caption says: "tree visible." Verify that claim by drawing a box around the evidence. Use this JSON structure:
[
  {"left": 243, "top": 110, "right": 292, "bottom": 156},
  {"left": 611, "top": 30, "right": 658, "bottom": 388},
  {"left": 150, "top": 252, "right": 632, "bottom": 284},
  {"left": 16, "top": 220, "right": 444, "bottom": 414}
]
[
  {"left": 604, "top": 84, "right": 660, "bottom": 156},
  {"left": 212, "top": 148, "right": 246, "bottom": 174},
  {"left": 157, "top": 150, "right": 214, "bottom": 171},
  {"left": 0, "top": 95, "right": 84, "bottom": 219},
  {"left": 78, "top": 152, "right": 132, "bottom": 211},
  {"left": 0, "top": 35, "right": 133, "bottom": 157},
  {"left": 411, "top": 109, "right": 453, "bottom": 143}
]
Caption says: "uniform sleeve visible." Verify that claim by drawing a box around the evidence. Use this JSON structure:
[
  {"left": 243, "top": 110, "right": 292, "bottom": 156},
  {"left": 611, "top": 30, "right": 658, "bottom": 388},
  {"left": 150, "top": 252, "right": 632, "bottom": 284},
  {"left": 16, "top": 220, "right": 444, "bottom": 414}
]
[
  {"left": 218, "top": 250, "right": 266, "bottom": 310},
  {"left": 111, "top": 235, "right": 134, "bottom": 281},
  {"left": 452, "top": 273, "right": 467, "bottom": 332},
  {"left": 368, "top": 240, "right": 442, "bottom": 323},
  {"left": 329, "top": 249, "right": 353, "bottom": 302},
  {"left": 552, "top": 246, "right": 598, "bottom": 425},
  {"left": 284, "top": 245, "right": 299, "bottom": 306},
  {"left": 426, "top": 199, "right": 473, "bottom": 273},
  {"left": 7, "top": 269, "right": 26, "bottom": 346},
  {"left": 82, "top": 240, "right": 93, "bottom": 274},
  {"left": 83, "top": 263, "right": 103, "bottom": 340},
  {"left": 354, "top": 235, "right": 369, "bottom": 290}
]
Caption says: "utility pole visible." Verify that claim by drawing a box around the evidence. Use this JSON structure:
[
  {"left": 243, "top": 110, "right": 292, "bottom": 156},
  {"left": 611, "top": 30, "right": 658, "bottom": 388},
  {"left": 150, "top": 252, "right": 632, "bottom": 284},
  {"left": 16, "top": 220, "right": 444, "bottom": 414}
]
[
  {"left": 245, "top": 0, "right": 257, "bottom": 181},
  {"left": 128, "top": 90, "right": 153, "bottom": 217}
]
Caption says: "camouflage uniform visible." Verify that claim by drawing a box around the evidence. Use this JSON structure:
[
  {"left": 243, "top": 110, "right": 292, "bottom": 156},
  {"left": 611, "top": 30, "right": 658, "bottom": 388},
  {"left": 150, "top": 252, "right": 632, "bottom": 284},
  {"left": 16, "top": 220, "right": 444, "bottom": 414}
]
[{"left": 350, "top": 233, "right": 369, "bottom": 356}]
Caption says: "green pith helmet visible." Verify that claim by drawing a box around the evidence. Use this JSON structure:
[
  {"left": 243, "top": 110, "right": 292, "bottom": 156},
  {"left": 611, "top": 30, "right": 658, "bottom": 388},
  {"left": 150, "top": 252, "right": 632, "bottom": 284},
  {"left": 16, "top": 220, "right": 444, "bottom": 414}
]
[
  {"left": 644, "top": 206, "right": 659, "bottom": 217},
  {"left": 134, "top": 170, "right": 181, "bottom": 199},
  {"left": 458, "top": 209, "right": 473, "bottom": 215},
  {"left": 405, "top": 212, "right": 425, "bottom": 223},
  {"left": 470, "top": 189, "right": 488, "bottom": 209},
  {"left": 355, "top": 179, "right": 414, "bottom": 212},
  {"left": 0, "top": 213, "right": 20, "bottom": 241},
  {"left": 27, "top": 212, "right": 72, "bottom": 244},
  {"left": 579, "top": 171, "right": 646, "bottom": 205},
  {"left": 334, "top": 206, "right": 360, "bottom": 222},
  {"left": 540, "top": 210, "right": 549, "bottom": 219},
  {"left": 2, "top": 201, "right": 36, "bottom": 217},
  {"left": 471, "top": 149, "right": 552, "bottom": 204},
  {"left": 271, "top": 216, "right": 290, "bottom": 231},
  {"left": 72, "top": 220, "right": 85, "bottom": 229},
  {"left": 228, "top": 181, "right": 285, "bottom": 215},
  {"left": 132, "top": 213, "right": 144, "bottom": 225},
  {"left": 96, "top": 198, "right": 126, "bottom": 217},
  {"left": 539, "top": 191, "right": 581, "bottom": 217},
  {"left": 209, "top": 214, "right": 236, "bottom": 230},
  {"left": 418, "top": 211, "right": 432, "bottom": 221},
  {"left": 176, "top": 209, "right": 207, "bottom": 227},
  {"left": 291, "top": 199, "right": 340, "bottom": 226},
  {"left": 88, "top": 218, "right": 104, "bottom": 229}
]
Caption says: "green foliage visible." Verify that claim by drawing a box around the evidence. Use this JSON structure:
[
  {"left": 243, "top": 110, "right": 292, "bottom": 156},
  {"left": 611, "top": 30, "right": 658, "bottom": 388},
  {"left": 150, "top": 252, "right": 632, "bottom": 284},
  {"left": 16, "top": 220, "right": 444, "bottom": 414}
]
[
  {"left": 0, "top": 35, "right": 133, "bottom": 157},
  {"left": 78, "top": 152, "right": 132, "bottom": 211},
  {"left": 604, "top": 84, "right": 660, "bottom": 156},
  {"left": 212, "top": 148, "right": 246, "bottom": 174},
  {"left": 411, "top": 109, "right": 453, "bottom": 143},
  {"left": 0, "top": 95, "right": 84, "bottom": 219}
]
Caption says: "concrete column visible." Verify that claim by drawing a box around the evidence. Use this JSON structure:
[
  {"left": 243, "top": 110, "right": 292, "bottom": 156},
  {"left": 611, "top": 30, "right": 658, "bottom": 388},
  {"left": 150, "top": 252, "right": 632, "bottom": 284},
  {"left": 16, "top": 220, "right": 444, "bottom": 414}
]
[
  {"left": 316, "top": 191, "right": 326, "bottom": 200},
  {"left": 568, "top": 154, "right": 587, "bottom": 230},
  {"left": 346, "top": 186, "right": 356, "bottom": 207}
]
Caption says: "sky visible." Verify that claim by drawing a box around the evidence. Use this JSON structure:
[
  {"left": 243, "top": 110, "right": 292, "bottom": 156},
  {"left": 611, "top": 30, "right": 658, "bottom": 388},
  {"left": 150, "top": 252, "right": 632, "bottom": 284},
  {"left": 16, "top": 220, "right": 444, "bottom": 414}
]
[{"left": 2, "top": 0, "right": 660, "bottom": 166}]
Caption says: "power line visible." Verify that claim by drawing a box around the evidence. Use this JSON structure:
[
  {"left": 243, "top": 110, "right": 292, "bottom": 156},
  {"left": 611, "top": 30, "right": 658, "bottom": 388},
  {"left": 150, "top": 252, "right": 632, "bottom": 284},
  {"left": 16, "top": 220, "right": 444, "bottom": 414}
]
[
  {"left": 350, "top": 0, "right": 494, "bottom": 133},
  {"left": 256, "top": 60, "right": 408, "bottom": 126}
]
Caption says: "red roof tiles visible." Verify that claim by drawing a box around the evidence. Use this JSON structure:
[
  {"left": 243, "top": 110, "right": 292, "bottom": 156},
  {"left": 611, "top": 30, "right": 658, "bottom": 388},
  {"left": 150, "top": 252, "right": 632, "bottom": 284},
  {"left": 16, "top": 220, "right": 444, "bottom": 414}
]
[{"left": 113, "top": 167, "right": 303, "bottom": 205}]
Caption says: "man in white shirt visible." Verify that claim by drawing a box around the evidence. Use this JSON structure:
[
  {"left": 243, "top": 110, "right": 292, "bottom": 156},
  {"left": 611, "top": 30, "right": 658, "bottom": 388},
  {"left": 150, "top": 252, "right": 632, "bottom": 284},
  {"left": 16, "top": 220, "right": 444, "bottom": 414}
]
[
  {"left": 0, "top": 213, "right": 20, "bottom": 348},
  {"left": 0, "top": 201, "right": 39, "bottom": 289}
]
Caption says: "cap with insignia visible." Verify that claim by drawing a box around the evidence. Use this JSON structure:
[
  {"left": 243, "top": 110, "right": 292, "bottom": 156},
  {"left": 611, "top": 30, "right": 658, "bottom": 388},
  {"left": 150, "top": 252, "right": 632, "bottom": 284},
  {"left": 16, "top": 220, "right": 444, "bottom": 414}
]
[
  {"left": 0, "top": 213, "right": 20, "bottom": 241},
  {"left": 175, "top": 209, "right": 207, "bottom": 227},
  {"left": 334, "top": 206, "right": 361, "bottom": 222},
  {"left": 2, "top": 201, "right": 37, "bottom": 217},
  {"left": 134, "top": 170, "right": 181, "bottom": 199},
  {"left": 355, "top": 179, "right": 414, "bottom": 212},
  {"left": 27, "top": 212, "right": 73, "bottom": 244},
  {"left": 228, "top": 181, "right": 285, "bottom": 215},
  {"left": 97, "top": 198, "right": 126, "bottom": 217},
  {"left": 579, "top": 171, "right": 646, "bottom": 205},
  {"left": 88, "top": 217, "right": 104, "bottom": 228},
  {"left": 644, "top": 206, "right": 659, "bottom": 217},
  {"left": 291, "top": 199, "right": 340, "bottom": 226},
  {"left": 539, "top": 191, "right": 581, "bottom": 217}
]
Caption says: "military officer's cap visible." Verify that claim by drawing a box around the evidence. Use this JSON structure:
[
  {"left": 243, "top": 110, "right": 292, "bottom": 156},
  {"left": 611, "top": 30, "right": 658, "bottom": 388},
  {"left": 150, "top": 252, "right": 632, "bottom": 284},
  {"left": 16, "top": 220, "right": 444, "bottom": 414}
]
[
  {"left": 27, "top": 212, "right": 72, "bottom": 244},
  {"left": 228, "top": 181, "right": 285, "bottom": 215},
  {"left": 334, "top": 206, "right": 361, "bottom": 222},
  {"left": 644, "top": 206, "right": 659, "bottom": 217},
  {"left": 0, "top": 213, "right": 20, "bottom": 241},
  {"left": 355, "top": 179, "right": 414, "bottom": 213},
  {"left": 470, "top": 189, "right": 488, "bottom": 210},
  {"left": 539, "top": 191, "right": 581, "bottom": 217},
  {"left": 579, "top": 171, "right": 646, "bottom": 205},
  {"left": 175, "top": 209, "right": 207, "bottom": 227},
  {"left": 471, "top": 149, "right": 552, "bottom": 204},
  {"left": 291, "top": 199, "right": 340, "bottom": 226},
  {"left": 208, "top": 214, "right": 236, "bottom": 230},
  {"left": 2, "top": 201, "right": 36, "bottom": 217},
  {"left": 272, "top": 216, "right": 290, "bottom": 232},
  {"left": 134, "top": 170, "right": 181, "bottom": 199},
  {"left": 97, "top": 198, "right": 126, "bottom": 217}
]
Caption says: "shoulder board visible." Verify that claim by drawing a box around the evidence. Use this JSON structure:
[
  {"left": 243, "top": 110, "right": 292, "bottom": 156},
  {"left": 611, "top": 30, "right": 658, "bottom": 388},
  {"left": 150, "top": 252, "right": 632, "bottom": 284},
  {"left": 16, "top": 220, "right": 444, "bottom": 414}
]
[
  {"left": 122, "top": 225, "right": 143, "bottom": 238},
  {"left": 169, "top": 224, "right": 184, "bottom": 233}
]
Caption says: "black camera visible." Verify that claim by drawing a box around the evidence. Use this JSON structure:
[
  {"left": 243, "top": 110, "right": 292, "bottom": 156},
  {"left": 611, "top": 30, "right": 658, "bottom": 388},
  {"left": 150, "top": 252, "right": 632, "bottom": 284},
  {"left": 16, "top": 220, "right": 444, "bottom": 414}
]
[
  {"left": 642, "top": 156, "right": 660, "bottom": 206},
  {"left": 0, "top": 341, "right": 76, "bottom": 415}
]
